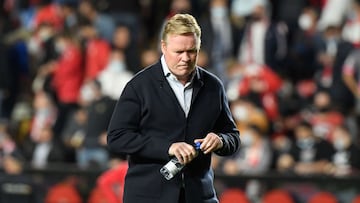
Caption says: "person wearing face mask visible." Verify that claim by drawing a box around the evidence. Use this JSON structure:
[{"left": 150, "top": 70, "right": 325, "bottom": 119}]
[
  {"left": 316, "top": 25, "right": 342, "bottom": 89},
  {"left": 287, "top": 6, "right": 323, "bottom": 81},
  {"left": 78, "top": 19, "right": 111, "bottom": 82},
  {"left": 48, "top": 32, "right": 84, "bottom": 137},
  {"left": 234, "top": 1, "right": 288, "bottom": 75},
  {"left": 218, "top": 124, "right": 271, "bottom": 203},
  {"left": 77, "top": 79, "right": 116, "bottom": 169},
  {"left": 303, "top": 90, "right": 344, "bottom": 141},
  {"left": 230, "top": 98, "right": 269, "bottom": 133},
  {"left": 277, "top": 121, "right": 335, "bottom": 175},
  {"left": 323, "top": 125, "right": 360, "bottom": 203},
  {"left": 97, "top": 50, "right": 133, "bottom": 101},
  {"left": 326, "top": 126, "right": 360, "bottom": 177},
  {"left": 199, "top": 0, "right": 233, "bottom": 84},
  {"left": 221, "top": 124, "right": 272, "bottom": 175},
  {"left": 96, "top": 25, "right": 134, "bottom": 100}
]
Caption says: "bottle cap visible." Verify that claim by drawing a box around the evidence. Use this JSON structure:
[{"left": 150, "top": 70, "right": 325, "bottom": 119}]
[{"left": 195, "top": 142, "right": 201, "bottom": 150}]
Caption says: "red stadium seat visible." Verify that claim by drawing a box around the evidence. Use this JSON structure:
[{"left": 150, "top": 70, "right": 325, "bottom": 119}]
[
  {"left": 87, "top": 186, "right": 109, "bottom": 203},
  {"left": 219, "top": 188, "right": 250, "bottom": 203},
  {"left": 307, "top": 192, "right": 338, "bottom": 203},
  {"left": 352, "top": 195, "right": 360, "bottom": 203},
  {"left": 262, "top": 189, "right": 294, "bottom": 203},
  {"left": 45, "top": 183, "right": 83, "bottom": 203}
]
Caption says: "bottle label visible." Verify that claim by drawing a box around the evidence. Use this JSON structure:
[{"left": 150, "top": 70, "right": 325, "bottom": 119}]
[{"left": 160, "top": 159, "right": 183, "bottom": 180}]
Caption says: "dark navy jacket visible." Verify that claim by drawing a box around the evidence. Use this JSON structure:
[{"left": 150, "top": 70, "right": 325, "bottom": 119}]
[{"left": 107, "top": 61, "right": 240, "bottom": 203}]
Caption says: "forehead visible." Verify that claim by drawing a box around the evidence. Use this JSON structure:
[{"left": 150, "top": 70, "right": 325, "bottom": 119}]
[{"left": 165, "top": 33, "right": 199, "bottom": 49}]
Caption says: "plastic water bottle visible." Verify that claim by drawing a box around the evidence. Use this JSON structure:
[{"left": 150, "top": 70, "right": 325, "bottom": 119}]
[{"left": 160, "top": 142, "right": 201, "bottom": 180}]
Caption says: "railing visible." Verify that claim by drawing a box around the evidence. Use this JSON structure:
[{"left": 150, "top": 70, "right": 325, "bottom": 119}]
[{"left": 1, "top": 164, "right": 360, "bottom": 201}]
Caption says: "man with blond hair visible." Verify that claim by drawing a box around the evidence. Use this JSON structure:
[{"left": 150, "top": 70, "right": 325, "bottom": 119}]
[{"left": 108, "top": 14, "right": 240, "bottom": 203}]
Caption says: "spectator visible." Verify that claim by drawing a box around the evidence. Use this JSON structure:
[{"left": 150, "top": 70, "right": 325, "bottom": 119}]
[
  {"left": 78, "top": 0, "right": 116, "bottom": 43},
  {"left": 97, "top": 51, "right": 133, "bottom": 100},
  {"left": 61, "top": 107, "right": 87, "bottom": 163},
  {"left": 221, "top": 124, "right": 272, "bottom": 175},
  {"left": 57, "top": 0, "right": 79, "bottom": 32},
  {"left": 230, "top": 0, "right": 264, "bottom": 24},
  {"left": 271, "top": 0, "right": 307, "bottom": 44},
  {"left": 327, "top": 30, "right": 355, "bottom": 115},
  {"left": 288, "top": 6, "right": 322, "bottom": 82},
  {"left": 316, "top": 25, "right": 342, "bottom": 89},
  {"left": 317, "top": 0, "right": 352, "bottom": 31},
  {"left": 220, "top": 124, "right": 271, "bottom": 203},
  {"left": 326, "top": 125, "right": 360, "bottom": 176},
  {"left": 31, "top": 1, "right": 64, "bottom": 31},
  {"left": 238, "top": 64, "right": 283, "bottom": 121},
  {"left": 105, "top": 0, "right": 143, "bottom": 40},
  {"left": 78, "top": 19, "right": 111, "bottom": 82},
  {"left": 111, "top": 24, "right": 139, "bottom": 74},
  {"left": 271, "top": 134, "right": 292, "bottom": 170},
  {"left": 235, "top": 1, "right": 287, "bottom": 75},
  {"left": 26, "top": 125, "right": 64, "bottom": 168},
  {"left": 341, "top": 0, "right": 360, "bottom": 46},
  {"left": 302, "top": 90, "right": 344, "bottom": 141},
  {"left": 94, "top": 155, "right": 128, "bottom": 203},
  {"left": 230, "top": 98, "right": 269, "bottom": 133},
  {"left": 342, "top": 48, "right": 360, "bottom": 115},
  {"left": 0, "top": 121, "right": 17, "bottom": 159},
  {"left": 27, "top": 22, "right": 58, "bottom": 70},
  {"left": 277, "top": 121, "right": 335, "bottom": 175},
  {"left": 77, "top": 80, "right": 116, "bottom": 168},
  {"left": 2, "top": 28, "right": 31, "bottom": 120},
  {"left": 48, "top": 31, "right": 83, "bottom": 136},
  {"left": 200, "top": 0, "right": 234, "bottom": 83},
  {"left": 29, "top": 91, "right": 57, "bottom": 143},
  {"left": 325, "top": 126, "right": 360, "bottom": 203}
]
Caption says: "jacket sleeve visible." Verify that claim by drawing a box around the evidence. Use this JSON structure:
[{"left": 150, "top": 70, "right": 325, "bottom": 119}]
[
  {"left": 107, "top": 82, "right": 171, "bottom": 161},
  {"left": 214, "top": 84, "right": 241, "bottom": 156}
]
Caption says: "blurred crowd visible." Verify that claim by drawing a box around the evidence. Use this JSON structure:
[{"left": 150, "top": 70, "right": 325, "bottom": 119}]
[{"left": 1, "top": 0, "right": 360, "bottom": 202}]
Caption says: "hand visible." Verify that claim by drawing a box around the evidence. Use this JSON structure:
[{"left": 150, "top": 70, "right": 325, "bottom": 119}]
[
  {"left": 194, "top": 132, "right": 223, "bottom": 154},
  {"left": 168, "top": 142, "right": 197, "bottom": 165}
]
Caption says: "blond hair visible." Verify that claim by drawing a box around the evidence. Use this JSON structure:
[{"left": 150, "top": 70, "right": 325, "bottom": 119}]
[{"left": 161, "top": 14, "right": 201, "bottom": 48}]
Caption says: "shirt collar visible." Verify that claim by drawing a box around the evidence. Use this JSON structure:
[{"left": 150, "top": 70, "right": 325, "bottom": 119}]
[
  {"left": 161, "top": 55, "right": 172, "bottom": 77},
  {"left": 160, "top": 55, "right": 197, "bottom": 84}
]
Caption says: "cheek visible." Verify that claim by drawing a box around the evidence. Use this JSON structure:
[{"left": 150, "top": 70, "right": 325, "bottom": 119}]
[{"left": 191, "top": 54, "right": 198, "bottom": 61}]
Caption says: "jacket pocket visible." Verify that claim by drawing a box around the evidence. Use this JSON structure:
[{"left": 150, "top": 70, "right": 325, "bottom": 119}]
[{"left": 125, "top": 164, "right": 163, "bottom": 198}]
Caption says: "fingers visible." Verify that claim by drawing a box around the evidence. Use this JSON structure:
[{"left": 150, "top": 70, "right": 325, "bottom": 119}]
[
  {"left": 169, "top": 142, "right": 197, "bottom": 164},
  {"left": 196, "top": 133, "right": 223, "bottom": 154},
  {"left": 168, "top": 133, "right": 224, "bottom": 165}
]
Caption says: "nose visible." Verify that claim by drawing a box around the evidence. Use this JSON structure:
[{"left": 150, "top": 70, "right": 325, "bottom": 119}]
[{"left": 181, "top": 52, "right": 190, "bottom": 62}]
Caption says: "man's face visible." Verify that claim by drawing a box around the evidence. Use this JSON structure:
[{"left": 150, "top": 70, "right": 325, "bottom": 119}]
[{"left": 161, "top": 33, "right": 199, "bottom": 83}]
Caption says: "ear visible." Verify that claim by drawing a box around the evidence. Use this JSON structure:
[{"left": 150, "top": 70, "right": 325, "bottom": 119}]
[{"left": 161, "top": 40, "right": 166, "bottom": 54}]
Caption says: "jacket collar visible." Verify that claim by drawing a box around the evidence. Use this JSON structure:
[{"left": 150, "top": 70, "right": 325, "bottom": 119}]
[{"left": 151, "top": 59, "right": 204, "bottom": 114}]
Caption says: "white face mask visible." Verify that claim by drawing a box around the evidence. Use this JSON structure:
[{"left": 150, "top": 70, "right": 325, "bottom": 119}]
[
  {"left": 333, "top": 138, "right": 347, "bottom": 151},
  {"left": 298, "top": 14, "right": 313, "bottom": 30},
  {"left": 296, "top": 137, "right": 315, "bottom": 149},
  {"left": 241, "top": 131, "right": 254, "bottom": 147},
  {"left": 38, "top": 29, "right": 52, "bottom": 41},
  {"left": 80, "top": 84, "right": 96, "bottom": 103},
  {"left": 211, "top": 6, "right": 227, "bottom": 18},
  {"left": 55, "top": 41, "right": 66, "bottom": 54},
  {"left": 232, "top": 105, "right": 249, "bottom": 121},
  {"left": 107, "top": 59, "right": 126, "bottom": 72}
]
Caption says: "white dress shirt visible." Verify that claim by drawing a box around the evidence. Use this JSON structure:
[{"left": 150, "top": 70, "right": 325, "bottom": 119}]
[{"left": 161, "top": 56, "right": 194, "bottom": 117}]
